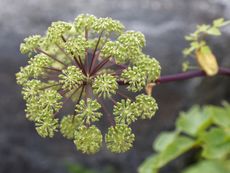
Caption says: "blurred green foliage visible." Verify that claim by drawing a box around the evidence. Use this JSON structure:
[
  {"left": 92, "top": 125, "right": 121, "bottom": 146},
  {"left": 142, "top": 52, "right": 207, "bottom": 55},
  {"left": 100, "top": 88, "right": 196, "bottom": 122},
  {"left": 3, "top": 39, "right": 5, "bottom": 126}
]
[
  {"left": 139, "top": 102, "right": 230, "bottom": 173},
  {"left": 66, "top": 162, "right": 116, "bottom": 173}
]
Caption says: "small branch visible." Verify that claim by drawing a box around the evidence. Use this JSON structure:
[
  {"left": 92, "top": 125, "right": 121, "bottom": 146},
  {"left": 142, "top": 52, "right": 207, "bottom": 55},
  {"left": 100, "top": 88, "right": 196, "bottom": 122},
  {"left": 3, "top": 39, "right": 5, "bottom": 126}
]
[
  {"left": 77, "top": 55, "right": 87, "bottom": 75},
  {"left": 55, "top": 43, "right": 75, "bottom": 64},
  {"left": 63, "top": 85, "right": 82, "bottom": 104},
  {"left": 61, "top": 35, "right": 67, "bottom": 42},
  {"left": 116, "top": 91, "right": 131, "bottom": 100},
  {"left": 110, "top": 97, "right": 117, "bottom": 105},
  {"left": 89, "top": 31, "right": 104, "bottom": 73},
  {"left": 60, "top": 35, "right": 86, "bottom": 75},
  {"left": 117, "top": 67, "right": 230, "bottom": 85},
  {"left": 36, "top": 48, "right": 67, "bottom": 67},
  {"left": 77, "top": 85, "right": 85, "bottom": 104},
  {"left": 90, "top": 56, "right": 111, "bottom": 76},
  {"left": 84, "top": 28, "right": 89, "bottom": 74},
  {"left": 72, "top": 56, "right": 82, "bottom": 68},
  {"left": 97, "top": 98, "right": 115, "bottom": 126},
  {"left": 39, "top": 83, "right": 62, "bottom": 90},
  {"left": 54, "top": 85, "right": 82, "bottom": 117},
  {"left": 155, "top": 67, "right": 230, "bottom": 84},
  {"left": 42, "top": 67, "right": 62, "bottom": 72},
  {"left": 74, "top": 85, "right": 85, "bottom": 115}
]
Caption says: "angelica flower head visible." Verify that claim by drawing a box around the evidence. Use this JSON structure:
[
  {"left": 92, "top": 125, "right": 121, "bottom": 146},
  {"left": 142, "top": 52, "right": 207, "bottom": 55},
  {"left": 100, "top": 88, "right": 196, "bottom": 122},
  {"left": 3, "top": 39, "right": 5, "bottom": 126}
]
[{"left": 17, "top": 14, "right": 161, "bottom": 154}]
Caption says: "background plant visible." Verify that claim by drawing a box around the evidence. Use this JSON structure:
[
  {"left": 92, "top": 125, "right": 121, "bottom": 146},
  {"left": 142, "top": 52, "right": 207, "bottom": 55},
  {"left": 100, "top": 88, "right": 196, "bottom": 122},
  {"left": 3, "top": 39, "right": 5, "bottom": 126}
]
[
  {"left": 139, "top": 103, "right": 230, "bottom": 173},
  {"left": 138, "top": 18, "right": 230, "bottom": 173}
]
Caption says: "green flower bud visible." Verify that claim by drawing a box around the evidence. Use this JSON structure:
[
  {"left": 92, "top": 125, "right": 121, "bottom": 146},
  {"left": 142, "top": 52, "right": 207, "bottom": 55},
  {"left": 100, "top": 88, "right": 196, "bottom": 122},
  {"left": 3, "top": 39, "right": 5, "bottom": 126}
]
[
  {"left": 92, "top": 73, "right": 118, "bottom": 98},
  {"left": 16, "top": 66, "right": 33, "bottom": 86},
  {"left": 135, "top": 94, "right": 158, "bottom": 119},
  {"left": 28, "top": 54, "right": 53, "bottom": 78},
  {"left": 35, "top": 116, "right": 59, "bottom": 138},
  {"left": 74, "top": 125, "right": 102, "bottom": 154},
  {"left": 100, "top": 41, "right": 118, "bottom": 58},
  {"left": 64, "top": 36, "right": 87, "bottom": 57},
  {"left": 74, "top": 14, "right": 97, "bottom": 33},
  {"left": 21, "top": 79, "right": 44, "bottom": 101},
  {"left": 121, "top": 66, "right": 146, "bottom": 92},
  {"left": 87, "top": 37, "right": 107, "bottom": 50},
  {"left": 118, "top": 31, "right": 145, "bottom": 48},
  {"left": 75, "top": 98, "right": 102, "bottom": 125},
  {"left": 59, "top": 66, "right": 85, "bottom": 91},
  {"left": 105, "top": 124, "right": 135, "bottom": 153},
  {"left": 25, "top": 89, "right": 62, "bottom": 122},
  {"left": 60, "top": 115, "right": 82, "bottom": 139},
  {"left": 16, "top": 54, "right": 53, "bottom": 86},
  {"left": 46, "top": 21, "right": 72, "bottom": 44},
  {"left": 20, "top": 35, "right": 42, "bottom": 54},
  {"left": 92, "top": 17, "right": 124, "bottom": 34},
  {"left": 39, "top": 89, "right": 62, "bottom": 112},
  {"left": 133, "top": 55, "right": 161, "bottom": 82},
  {"left": 25, "top": 97, "right": 45, "bottom": 121},
  {"left": 113, "top": 99, "right": 139, "bottom": 125}
]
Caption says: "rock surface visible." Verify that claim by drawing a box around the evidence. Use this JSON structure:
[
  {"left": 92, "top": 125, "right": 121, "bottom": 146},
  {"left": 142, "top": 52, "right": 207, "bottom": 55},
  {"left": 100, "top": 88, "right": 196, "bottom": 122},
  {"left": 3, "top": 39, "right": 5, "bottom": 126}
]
[{"left": 0, "top": 0, "right": 230, "bottom": 173}]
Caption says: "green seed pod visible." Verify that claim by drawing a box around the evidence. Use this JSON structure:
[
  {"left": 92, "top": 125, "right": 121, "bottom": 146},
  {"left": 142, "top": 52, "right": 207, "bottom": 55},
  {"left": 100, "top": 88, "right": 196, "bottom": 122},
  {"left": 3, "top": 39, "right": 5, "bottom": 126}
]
[
  {"left": 105, "top": 124, "right": 135, "bottom": 153},
  {"left": 74, "top": 125, "right": 102, "bottom": 154}
]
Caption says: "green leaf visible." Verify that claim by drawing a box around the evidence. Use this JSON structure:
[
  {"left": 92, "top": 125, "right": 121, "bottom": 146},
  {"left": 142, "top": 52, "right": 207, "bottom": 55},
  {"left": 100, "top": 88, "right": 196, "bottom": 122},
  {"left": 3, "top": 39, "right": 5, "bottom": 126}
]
[
  {"left": 66, "top": 163, "right": 97, "bottom": 173},
  {"left": 185, "top": 35, "right": 195, "bottom": 41},
  {"left": 176, "top": 106, "right": 212, "bottom": 136},
  {"left": 155, "top": 136, "right": 195, "bottom": 167},
  {"left": 138, "top": 155, "right": 159, "bottom": 173},
  {"left": 200, "top": 128, "right": 230, "bottom": 159},
  {"left": 204, "top": 105, "right": 230, "bottom": 128},
  {"left": 197, "top": 24, "right": 210, "bottom": 32},
  {"left": 207, "top": 27, "right": 221, "bottom": 36},
  {"left": 191, "top": 41, "right": 200, "bottom": 49},
  {"left": 183, "top": 160, "right": 230, "bottom": 173},
  {"left": 213, "top": 18, "right": 225, "bottom": 27},
  {"left": 222, "top": 20, "right": 230, "bottom": 26},
  {"left": 139, "top": 136, "right": 194, "bottom": 172},
  {"left": 153, "top": 131, "right": 178, "bottom": 152}
]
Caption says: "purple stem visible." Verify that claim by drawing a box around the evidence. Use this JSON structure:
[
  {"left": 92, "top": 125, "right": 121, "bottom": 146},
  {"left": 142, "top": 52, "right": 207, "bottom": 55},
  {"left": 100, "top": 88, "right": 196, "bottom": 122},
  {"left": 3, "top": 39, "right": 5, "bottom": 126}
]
[
  {"left": 156, "top": 67, "right": 230, "bottom": 84},
  {"left": 117, "top": 67, "right": 230, "bottom": 85},
  {"left": 89, "top": 31, "right": 104, "bottom": 73}
]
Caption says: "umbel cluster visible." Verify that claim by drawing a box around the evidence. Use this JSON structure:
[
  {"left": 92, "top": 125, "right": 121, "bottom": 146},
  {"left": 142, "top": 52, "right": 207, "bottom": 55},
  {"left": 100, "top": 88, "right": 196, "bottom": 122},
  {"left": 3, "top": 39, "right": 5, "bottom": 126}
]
[{"left": 16, "top": 14, "right": 161, "bottom": 154}]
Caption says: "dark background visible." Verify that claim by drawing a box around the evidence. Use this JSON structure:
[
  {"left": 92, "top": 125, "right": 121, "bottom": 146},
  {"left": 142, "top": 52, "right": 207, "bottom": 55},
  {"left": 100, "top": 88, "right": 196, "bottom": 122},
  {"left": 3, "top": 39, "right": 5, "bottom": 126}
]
[{"left": 0, "top": 0, "right": 230, "bottom": 173}]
